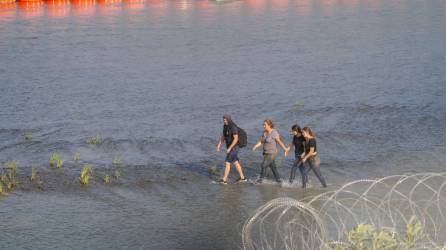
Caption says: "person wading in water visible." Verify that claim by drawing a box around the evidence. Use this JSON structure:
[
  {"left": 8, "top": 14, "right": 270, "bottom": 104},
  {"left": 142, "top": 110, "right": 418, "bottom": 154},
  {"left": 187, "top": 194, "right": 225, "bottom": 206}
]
[
  {"left": 285, "top": 124, "right": 306, "bottom": 185},
  {"left": 300, "top": 126, "right": 327, "bottom": 188},
  {"left": 216, "top": 114, "right": 247, "bottom": 184},
  {"left": 252, "top": 119, "right": 289, "bottom": 184}
]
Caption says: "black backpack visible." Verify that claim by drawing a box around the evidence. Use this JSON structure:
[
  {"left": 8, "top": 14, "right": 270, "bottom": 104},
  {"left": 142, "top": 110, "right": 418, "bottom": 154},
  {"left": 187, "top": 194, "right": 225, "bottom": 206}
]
[{"left": 237, "top": 127, "right": 248, "bottom": 148}]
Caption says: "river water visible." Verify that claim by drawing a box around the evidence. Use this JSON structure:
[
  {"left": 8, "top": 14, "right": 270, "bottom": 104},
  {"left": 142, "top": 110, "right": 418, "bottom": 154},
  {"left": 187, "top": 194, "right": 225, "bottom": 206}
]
[{"left": 0, "top": 0, "right": 445, "bottom": 249}]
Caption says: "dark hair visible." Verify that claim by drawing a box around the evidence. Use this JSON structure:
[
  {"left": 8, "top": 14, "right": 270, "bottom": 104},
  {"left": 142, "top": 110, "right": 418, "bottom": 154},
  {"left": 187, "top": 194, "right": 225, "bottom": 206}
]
[
  {"left": 223, "top": 114, "right": 233, "bottom": 125},
  {"left": 302, "top": 127, "right": 315, "bottom": 137},
  {"left": 291, "top": 124, "right": 302, "bottom": 133},
  {"left": 264, "top": 119, "right": 274, "bottom": 128}
]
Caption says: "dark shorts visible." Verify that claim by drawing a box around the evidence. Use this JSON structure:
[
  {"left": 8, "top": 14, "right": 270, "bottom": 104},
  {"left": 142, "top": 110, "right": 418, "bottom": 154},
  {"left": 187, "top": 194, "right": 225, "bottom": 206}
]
[{"left": 225, "top": 146, "right": 239, "bottom": 163}]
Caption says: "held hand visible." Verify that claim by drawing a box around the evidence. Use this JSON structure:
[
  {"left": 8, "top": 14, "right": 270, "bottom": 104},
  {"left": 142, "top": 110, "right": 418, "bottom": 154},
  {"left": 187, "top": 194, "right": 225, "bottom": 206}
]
[
  {"left": 284, "top": 149, "right": 289, "bottom": 157},
  {"left": 226, "top": 148, "right": 231, "bottom": 154},
  {"left": 216, "top": 145, "right": 220, "bottom": 152}
]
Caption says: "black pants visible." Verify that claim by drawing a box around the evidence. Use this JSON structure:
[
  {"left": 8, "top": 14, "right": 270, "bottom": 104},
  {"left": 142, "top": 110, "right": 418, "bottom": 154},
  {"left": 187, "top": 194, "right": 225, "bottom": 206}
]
[
  {"left": 289, "top": 157, "right": 303, "bottom": 183},
  {"left": 301, "top": 155, "right": 327, "bottom": 188},
  {"left": 260, "top": 153, "right": 281, "bottom": 183}
]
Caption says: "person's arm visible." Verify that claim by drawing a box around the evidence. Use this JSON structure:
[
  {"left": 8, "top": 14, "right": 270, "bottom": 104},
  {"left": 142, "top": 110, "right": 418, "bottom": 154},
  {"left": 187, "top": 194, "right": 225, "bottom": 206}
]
[
  {"left": 252, "top": 136, "right": 263, "bottom": 151},
  {"left": 227, "top": 134, "right": 238, "bottom": 153},
  {"left": 275, "top": 136, "right": 289, "bottom": 153},
  {"left": 302, "top": 146, "right": 315, "bottom": 162},
  {"left": 216, "top": 135, "right": 224, "bottom": 152},
  {"left": 285, "top": 140, "right": 293, "bottom": 157}
]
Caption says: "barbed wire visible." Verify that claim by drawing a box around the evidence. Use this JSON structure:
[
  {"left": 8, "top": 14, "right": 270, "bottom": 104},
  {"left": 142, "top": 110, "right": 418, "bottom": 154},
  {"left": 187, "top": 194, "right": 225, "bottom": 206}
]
[{"left": 242, "top": 172, "right": 446, "bottom": 250}]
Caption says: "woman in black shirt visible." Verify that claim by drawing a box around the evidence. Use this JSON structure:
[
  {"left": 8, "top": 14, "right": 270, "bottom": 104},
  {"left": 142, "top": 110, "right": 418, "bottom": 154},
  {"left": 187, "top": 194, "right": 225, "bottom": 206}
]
[
  {"left": 300, "top": 127, "right": 327, "bottom": 188},
  {"left": 285, "top": 124, "right": 306, "bottom": 184}
]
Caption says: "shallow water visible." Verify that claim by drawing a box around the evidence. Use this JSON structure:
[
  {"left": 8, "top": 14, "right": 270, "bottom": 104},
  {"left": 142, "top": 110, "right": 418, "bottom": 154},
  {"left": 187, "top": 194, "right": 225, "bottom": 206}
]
[{"left": 1, "top": 0, "right": 446, "bottom": 249}]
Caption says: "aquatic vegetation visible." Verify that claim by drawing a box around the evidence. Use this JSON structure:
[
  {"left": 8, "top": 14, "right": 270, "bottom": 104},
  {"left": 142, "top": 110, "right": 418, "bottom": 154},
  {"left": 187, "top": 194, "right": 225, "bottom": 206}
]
[
  {"left": 57, "top": 159, "right": 64, "bottom": 168},
  {"left": 72, "top": 152, "right": 80, "bottom": 163},
  {"left": 4, "top": 160, "right": 17, "bottom": 170},
  {"left": 2, "top": 161, "right": 18, "bottom": 191},
  {"left": 79, "top": 164, "right": 92, "bottom": 185},
  {"left": 86, "top": 135, "right": 101, "bottom": 145},
  {"left": 24, "top": 133, "right": 33, "bottom": 141},
  {"left": 209, "top": 165, "right": 217, "bottom": 175},
  {"left": 30, "top": 167, "right": 37, "bottom": 182},
  {"left": 113, "top": 169, "right": 121, "bottom": 179},
  {"left": 112, "top": 157, "right": 121, "bottom": 166},
  {"left": 405, "top": 216, "right": 423, "bottom": 249},
  {"left": 103, "top": 174, "right": 110, "bottom": 184},
  {"left": 329, "top": 217, "right": 422, "bottom": 250},
  {"left": 294, "top": 100, "right": 304, "bottom": 109},
  {"left": 49, "top": 153, "right": 60, "bottom": 168}
]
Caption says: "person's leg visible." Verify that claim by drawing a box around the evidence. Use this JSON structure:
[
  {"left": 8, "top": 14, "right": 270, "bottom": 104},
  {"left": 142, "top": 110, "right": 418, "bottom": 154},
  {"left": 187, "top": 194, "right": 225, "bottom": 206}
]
[
  {"left": 259, "top": 154, "right": 273, "bottom": 182},
  {"left": 301, "top": 163, "right": 311, "bottom": 188},
  {"left": 234, "top": 161, "right": 246, "bottom": 180},
  {"left": 309, "top": 156, "right": 327, "bottom": 187},
  {"left": 222, "top": 148, "right": 237, "bottom": 183},
  {"left": 231, "top": 147, "right": 245, "bottom": 180},
  {"left": 222, "top": 161, "right": 231, "bottom": 182},
  {"left": 290, "top": 158, "right": 302, "bottom": 183},
  {"left": 269, "top": 154, "right": 281, "bottom": 183}
]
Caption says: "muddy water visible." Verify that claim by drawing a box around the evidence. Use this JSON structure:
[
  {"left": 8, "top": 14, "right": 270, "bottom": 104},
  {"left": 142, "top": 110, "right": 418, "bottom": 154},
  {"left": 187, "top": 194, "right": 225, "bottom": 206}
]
[{"left": 1, "top": 0, "right": 445, "bottom": 248}]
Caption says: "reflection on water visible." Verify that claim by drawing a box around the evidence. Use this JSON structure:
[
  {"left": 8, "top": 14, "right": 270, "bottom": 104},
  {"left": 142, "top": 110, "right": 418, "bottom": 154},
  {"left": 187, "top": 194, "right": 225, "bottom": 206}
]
[
  {"left": 46, "top": 0, "right": 70, "bottom": 18},
  {"left": 71, "top": 0, "right": 95, "bottom": 16},
  {"left": 0, "top": 0, "right": 411, "bottom": 21},
  {"left": 0, "top": 2, "right": 16, "bottom": 21},
  {"left": 18, "top": 1, "right": 45, "bottom": 19}
]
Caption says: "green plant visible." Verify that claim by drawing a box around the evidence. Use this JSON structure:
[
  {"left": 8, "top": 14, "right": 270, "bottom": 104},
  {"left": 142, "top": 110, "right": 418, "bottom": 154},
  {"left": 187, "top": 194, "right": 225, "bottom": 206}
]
[
  {"left": 330, "top": 218, "right": 423, "bottom": 250},
  {"left": 57, "top": 159, "right": 64, "bottom": 168},
  {"left": 209, "top": 166, "right": 217, "bottom": 175},
  {"left": 86, "top": 135, "right": 101, "bottom": 145},
  {"left": 103, "top": 174, "right": 110, "bottom": 184},
  {"left": 24, "top": 133, "right": 33, "bottom": 141},
  {"left": 405, "top": 216, "right": 422, "bottom": 249},
  {"left": 2, "top": 161, "right": 18, "bottom": 190},
  {"left": 113, "top": 169, "right": 121, "bottom": 179},
  {"left": 294, "top": 100, "right": 304, "bottom": 109},
  {"left": 112, "top": 156, "right": 121, "bottom": 166},
  {"left": 31, "top": 167, "right": 37, "bottom": 182},
  {"left": 72, "top": 152, "right": 80, "bottom": 163},
  {"left": 0, "top": 182, "right": 3, "bottom": 194},
  {"left": 4, "top": 160, "right": 17, "bottom": 171},
  {"left": 79, "top": 164, "right": 92, "bottom": 185},
  {"left": 49, "top": 153, "right": 59, "bottom": 168}
]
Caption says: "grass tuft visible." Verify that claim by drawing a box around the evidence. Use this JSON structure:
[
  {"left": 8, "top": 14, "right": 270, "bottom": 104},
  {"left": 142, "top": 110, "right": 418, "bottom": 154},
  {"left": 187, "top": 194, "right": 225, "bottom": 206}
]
[
  {"left": 86, "top": 135, "right": 101, "bottom": 145},
  {"left": 31, "top": 167, "right": 37, "bottom": 182},
  {"left": 2, "top": 161, "right": 18, "bottom": 191},
  {"left": 24, "top": 133, "right": 33, "bottom": 141},
  {"left": 57, "top": 159, "right": 64, "bottom": 168},
  {"left": 330, "top": 217, "right": 423, "bottom": 250},
  {"left": 112, "top": 156, "right": 121, "bottom": 166},
  {"left": 49, "top": 153, "right": 59, "bottom": 168},
  {"left": 113, "top": 169, "right": 121, "bottom": 179},
  {"left": 79, "top": 164, "right": 92, "bottom": 185},
  {"left": 209, "top": 166, "right": 217, "bottom": 175},
  {"left": 103, "top": 174, "right": 110, "bottom": 184},
  {"left": 72, "top": 152, "right": 80, "bottom": 163}
]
